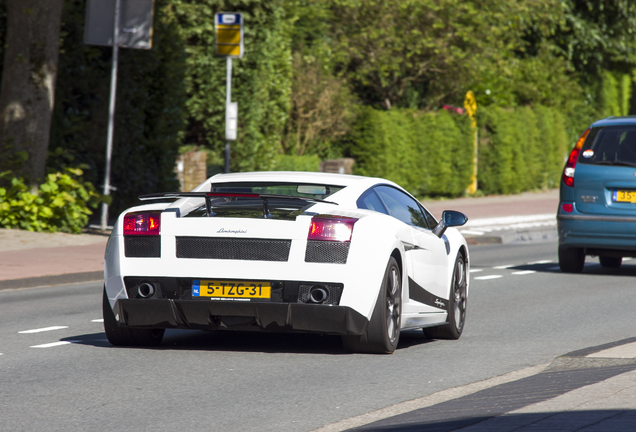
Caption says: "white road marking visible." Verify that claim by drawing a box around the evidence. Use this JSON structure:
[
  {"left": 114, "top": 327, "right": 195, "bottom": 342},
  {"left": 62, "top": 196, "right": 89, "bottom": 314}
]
[
  {"left": 474, "top": 275, "right": 503, "bottom": 280},
  {"left": 19, "top": 326, "right": 68, "bottom": 334},
  {"left": 91, "top": 319, "right": 104, "bottom": 323},
  {"left": 30, "top": 341, "right": 79, "bottom": 349},
  {"left": 528, "top": 260, "right": 552, "bottom": 265},
  {"left": 512, "top": 270, "right": 536, "bottom": 275},
  {"left": 469, "top": 269, "right": 483, "bottom": 273},
  {"left": 492, "top": 265, "right": 513, "bottom": 269},
  {"left": 587, "top": 342, "right": 636, "bottom": 359},
  {"left": 461, "top": 230, "right": 485, "bottom": 236}
]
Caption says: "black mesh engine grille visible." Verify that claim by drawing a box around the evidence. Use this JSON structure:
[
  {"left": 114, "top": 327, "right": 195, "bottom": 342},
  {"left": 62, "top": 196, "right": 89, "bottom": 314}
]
[
  {"left": 305, "top": 241, "right": 350, "bottom": 264},
  {"left": 124, "top": 236, "right": 161, "bottom": 258},
  {"left": 176, "top": 237, "right": 291, "bottom": 261}
]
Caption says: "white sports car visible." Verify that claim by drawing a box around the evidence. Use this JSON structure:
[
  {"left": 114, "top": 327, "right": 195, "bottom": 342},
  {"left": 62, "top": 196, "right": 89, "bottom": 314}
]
[{"left": 103, "top": 172, "right": 469, "bottom": 353}]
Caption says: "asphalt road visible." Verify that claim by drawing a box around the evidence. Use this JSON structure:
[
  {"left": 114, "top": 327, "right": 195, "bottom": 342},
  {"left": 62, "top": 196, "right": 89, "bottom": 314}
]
[{"left": 2, "top": 239, "right": 636, "bottom": 432}]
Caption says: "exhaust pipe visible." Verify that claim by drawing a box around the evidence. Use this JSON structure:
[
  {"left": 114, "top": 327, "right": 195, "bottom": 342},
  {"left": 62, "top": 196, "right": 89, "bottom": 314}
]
[
  {"left": 138, "top": 282, "right": 155, "bottom": 298},
  {"left": 309, "top": 286, "right": 329, "bottom": 304}
]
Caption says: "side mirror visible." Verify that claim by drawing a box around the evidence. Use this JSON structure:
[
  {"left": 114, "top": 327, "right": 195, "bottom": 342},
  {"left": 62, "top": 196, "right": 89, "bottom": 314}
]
[{"left": 433, "top": 210, "right": 468, "bottom": 238}]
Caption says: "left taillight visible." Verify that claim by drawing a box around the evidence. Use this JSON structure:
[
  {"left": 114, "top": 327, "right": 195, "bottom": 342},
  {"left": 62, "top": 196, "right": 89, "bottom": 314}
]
[
  {"left": 562, "top": 128, "right": 590, "bottom": 188},
  {"left": 123, "top": 212, "right": 161, "bottom": 236},
  {"left": 308, "top": 216, "right": 357, "bottom": 242}
]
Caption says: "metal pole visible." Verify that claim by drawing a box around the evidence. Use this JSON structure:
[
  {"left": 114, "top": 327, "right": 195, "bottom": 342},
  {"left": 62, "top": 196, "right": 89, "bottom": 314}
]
[
  {"left": 224, "top": 57, "right": 232, "bottom": 173},
  {"left": 100, "top": 0, "right": 122, "bottom": 230}
]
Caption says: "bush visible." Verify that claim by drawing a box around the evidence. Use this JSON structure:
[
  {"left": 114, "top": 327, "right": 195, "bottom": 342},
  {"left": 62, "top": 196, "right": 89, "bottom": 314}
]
[
  {"left": 477, "top": 105, "right": 569, "bottom": 194},
  {"left": 272, "top": 154, "right": 320, "bottom": 172},
  {"left": 0, "top": 168, "right": 101, "bottom": 233},
  {"left": 350, "top": 108, "right": 473, "bottom": 196}
]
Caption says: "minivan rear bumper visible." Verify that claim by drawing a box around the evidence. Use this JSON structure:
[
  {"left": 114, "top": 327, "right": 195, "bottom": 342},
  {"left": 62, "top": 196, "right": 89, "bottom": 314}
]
[{"left": 558, "top": 210, "right": 636, "bottom": 252}]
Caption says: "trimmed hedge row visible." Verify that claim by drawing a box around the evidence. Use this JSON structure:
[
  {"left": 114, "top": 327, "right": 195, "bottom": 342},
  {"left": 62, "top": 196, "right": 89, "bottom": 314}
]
[
  {"left": 477, "top": 105, "right": 569, "bottom": 194},
  {"left": 350, "top": 108, "right": 474, "bottom": 197},
  {"left": 350, "top": 105, "right": 571, "bottom": 197}
]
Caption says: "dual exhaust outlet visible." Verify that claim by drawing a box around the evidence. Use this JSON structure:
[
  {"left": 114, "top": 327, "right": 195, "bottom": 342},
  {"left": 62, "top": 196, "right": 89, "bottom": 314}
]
[
  {"left": 307, "top": 285, "right": 329, "bottom": 304},
  {"left": 137, "top": 282, "right": 155, "bottom": 298}
]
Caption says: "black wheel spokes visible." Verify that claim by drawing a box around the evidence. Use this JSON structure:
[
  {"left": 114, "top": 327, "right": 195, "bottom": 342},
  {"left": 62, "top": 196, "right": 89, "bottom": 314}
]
[
  {"left": 453, "top": 258, "right": 466, "bottom": 330},
  {"left": 386, "top": 267, "right": 401, "bottom": 343}
]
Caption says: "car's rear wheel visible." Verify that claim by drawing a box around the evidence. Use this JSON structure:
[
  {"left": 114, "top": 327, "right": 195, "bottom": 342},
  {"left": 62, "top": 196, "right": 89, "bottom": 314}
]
[
  {"left": 599, "top": 256, "right": 622, "bottom": 268},
  {"left": 423, "top": 251, "right": 467, "bottom": 340},
  {"left": 102, "top": 287, "right": 164, "bottom": 347},
  {"left": 558, "top": 246, "right": 585, "bottom": 273},
  {"left": 342, "top": 257, "right": 401, "bottom": 354}
]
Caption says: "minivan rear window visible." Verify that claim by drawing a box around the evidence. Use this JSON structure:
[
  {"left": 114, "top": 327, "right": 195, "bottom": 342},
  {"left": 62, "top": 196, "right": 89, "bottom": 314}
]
[{"left": 579, "top": 126, "right": 636, "bottom": 166}]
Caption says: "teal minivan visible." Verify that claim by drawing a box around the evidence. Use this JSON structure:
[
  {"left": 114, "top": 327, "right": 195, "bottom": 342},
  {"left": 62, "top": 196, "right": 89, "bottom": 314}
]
[{"left": 558, "top": 116, "right": 636, "bottom": 273}]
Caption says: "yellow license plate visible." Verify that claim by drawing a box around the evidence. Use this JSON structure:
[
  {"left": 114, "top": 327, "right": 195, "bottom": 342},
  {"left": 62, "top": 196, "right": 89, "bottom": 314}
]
[
  {"left": 193, "top": 280, "right": 271, "bottom": 299},
  {"left": 613, "top": 190, "right": 636, "bottom": 203}
]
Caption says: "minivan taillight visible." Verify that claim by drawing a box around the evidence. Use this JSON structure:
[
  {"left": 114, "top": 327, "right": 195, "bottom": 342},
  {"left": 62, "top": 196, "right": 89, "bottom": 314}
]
[
  {"left": 308, "top": 216, "right": 357, "bottom": 242},
  {"left": 123, "top": 212, "right": 161, "bottom": 235},
  {"left": 562, "top": 128, "right": 590, "bottom": 187}
]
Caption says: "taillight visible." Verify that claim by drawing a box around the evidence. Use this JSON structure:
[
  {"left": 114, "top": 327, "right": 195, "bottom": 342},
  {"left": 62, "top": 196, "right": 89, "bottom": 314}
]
[
  {"left": 123, "top": 212, "right": 161, "bottom": 235},
  {"left": 562, "top": 128, "right": 590, "bottom": 187},
  {"left": 308, "top": 216, "right": 357, "bottom": 242},
  {"left": 562, "top": 203, "right": 574, "bottom": 213}
]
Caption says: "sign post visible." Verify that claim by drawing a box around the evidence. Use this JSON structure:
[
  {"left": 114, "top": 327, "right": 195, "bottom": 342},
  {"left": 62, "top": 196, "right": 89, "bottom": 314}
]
[
  {"left": 464, "top": 91, "right": 478, "bottom": 194},
  {"left": 215, "top": 12, "right": 244, "bottom": 173},
  {"left": 84, "top": 0, "right": 155, "bottom": 230}
]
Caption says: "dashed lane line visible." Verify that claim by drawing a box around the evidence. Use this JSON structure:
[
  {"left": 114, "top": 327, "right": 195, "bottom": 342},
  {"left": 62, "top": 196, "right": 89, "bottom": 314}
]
[
  {"left": 18, "top": 326, "right": 68, "bottom": 334},
  {"left": 474, "top": 275, "right": 503, "bottom": 281},
  {"left": 91, "top": 319, "right": 104, "bottom": 323},
  {"left": 31, "top": 341, "right": 80, "bottom": 349},
  {"left": 469, "top": 269, "right": 483, "bottom": 273},
  {"left": 512, "top": 270, "right": 536, "bottom": 275}
]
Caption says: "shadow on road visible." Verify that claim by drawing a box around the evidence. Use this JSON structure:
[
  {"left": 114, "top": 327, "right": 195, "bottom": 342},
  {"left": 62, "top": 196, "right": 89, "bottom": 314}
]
[
  {"left": 62, "top": 327, "right": 436, "bottom": 354},
  {"left": 348, "top": 410, "right": 636, "bottom": 431}
]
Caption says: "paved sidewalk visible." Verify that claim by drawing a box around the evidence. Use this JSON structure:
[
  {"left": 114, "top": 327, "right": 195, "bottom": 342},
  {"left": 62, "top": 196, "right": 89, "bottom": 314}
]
[
  {"left": 317, "top": 340, "right": 636, "bottom": 432},
  {"left": 0, "top": 228, "right": 108, "bottom": 289}
]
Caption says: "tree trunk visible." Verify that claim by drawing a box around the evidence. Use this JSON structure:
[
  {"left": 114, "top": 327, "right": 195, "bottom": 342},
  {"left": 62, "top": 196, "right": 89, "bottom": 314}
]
[{"left": 0, "top": 0, "right": 64, "bottom": 188}]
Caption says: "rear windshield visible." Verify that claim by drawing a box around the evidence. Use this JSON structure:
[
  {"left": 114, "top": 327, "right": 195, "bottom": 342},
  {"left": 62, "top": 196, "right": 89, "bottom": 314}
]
[
  {"left": 185, "top": 181, "right": 344, "bottom": 219},
  {"left": 579, "top": 126, "right": 636, "bottom": 166}
]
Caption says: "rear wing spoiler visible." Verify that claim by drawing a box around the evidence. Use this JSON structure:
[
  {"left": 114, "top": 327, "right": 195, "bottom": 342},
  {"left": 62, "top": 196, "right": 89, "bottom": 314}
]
[{"left": 138, "top": 192, "right": 337, "bottom": 218}]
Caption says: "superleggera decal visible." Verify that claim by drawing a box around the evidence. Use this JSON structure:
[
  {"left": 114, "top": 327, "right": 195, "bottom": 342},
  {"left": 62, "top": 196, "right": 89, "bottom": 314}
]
[{"left": 408, "top": 277, "right": 447, "bottom": 310}]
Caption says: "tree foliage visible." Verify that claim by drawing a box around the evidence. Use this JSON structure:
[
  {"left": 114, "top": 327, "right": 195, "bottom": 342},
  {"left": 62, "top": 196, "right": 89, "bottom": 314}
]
[{"left": 171, "top": 0, "right": 293, "bottom": 172}]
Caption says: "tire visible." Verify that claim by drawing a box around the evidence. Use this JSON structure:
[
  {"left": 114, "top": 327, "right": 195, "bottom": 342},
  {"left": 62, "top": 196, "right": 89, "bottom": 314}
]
[
  {"left": 342, "top": 257, "right": 401, "bottom": 354},
  {"left": 600, "top": 256, "right": 622, "bottom": 268},
  {"left": 558, "top": 246, "right": 585, "bottom": 273},
  {"left": 102, "top": 287, "right": 164, "bottom": 347},
  {"left": 423, "top": 251, "right": 467, "bottom": 340}
]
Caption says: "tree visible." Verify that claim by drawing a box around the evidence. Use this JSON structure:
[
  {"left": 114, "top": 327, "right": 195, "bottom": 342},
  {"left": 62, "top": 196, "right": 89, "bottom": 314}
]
[{"left": 0, "top": 0, "right": 64, "bottom": 188}]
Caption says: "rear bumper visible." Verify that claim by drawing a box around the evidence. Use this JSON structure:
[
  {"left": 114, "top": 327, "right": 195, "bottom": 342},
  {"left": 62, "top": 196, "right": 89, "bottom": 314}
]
[
  {"left": 113, "top": 299, "right": 368, "bottom": 336},
  {"left": 557, "top": 211, "right": 636, "bottom": 253}
]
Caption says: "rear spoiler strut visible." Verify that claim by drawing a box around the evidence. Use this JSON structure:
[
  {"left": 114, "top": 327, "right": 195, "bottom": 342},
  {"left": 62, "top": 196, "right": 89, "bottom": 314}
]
[{"left": 138, "top": 192, "right": 337, "bottom": 218}]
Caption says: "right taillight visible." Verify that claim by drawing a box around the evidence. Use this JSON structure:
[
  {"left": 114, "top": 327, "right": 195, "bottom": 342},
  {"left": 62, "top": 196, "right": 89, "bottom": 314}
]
[
  {"left": 123, "top": 212, "right": 161, "bottom": 235},
  {"left": 562, "top": 128, "right": 590, "bottom": 187},
  {"left": 308, "top": 216, "right": 357, "bottom": 242}
]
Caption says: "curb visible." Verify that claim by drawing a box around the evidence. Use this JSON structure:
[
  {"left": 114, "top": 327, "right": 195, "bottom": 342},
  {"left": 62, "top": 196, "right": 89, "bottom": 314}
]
[
  {"left": 465, "top": 227, "right": 557, "bottom": 245},
  {"left": 0, "top": 271, "right": 103, "bottom": 291}
]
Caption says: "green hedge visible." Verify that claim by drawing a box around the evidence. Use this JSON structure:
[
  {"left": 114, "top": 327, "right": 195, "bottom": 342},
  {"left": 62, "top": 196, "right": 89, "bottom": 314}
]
[
  {"left": 477, "top": 105, "right": 569, "bottom": 194},
  {"left": 272, "top": 154, "right": 320, "bottom": 172},
  {"left": 349, "top": 105, "right": 570, "bottom": 197},
  {"left": 350, "top": 108, "right": 473, "bottom": 197}
]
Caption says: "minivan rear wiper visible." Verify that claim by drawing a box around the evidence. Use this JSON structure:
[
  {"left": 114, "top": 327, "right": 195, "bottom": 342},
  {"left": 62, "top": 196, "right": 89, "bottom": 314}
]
[{"left": 594, "top": 160, "right": 636, "bottom": 168}]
